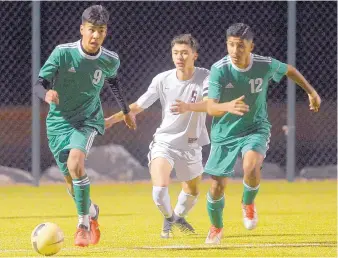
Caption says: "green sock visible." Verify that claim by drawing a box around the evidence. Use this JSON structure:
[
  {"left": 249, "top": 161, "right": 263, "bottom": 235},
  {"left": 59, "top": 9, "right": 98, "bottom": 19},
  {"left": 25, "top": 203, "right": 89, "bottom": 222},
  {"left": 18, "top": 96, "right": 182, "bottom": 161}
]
[
  {"left": 242, "top": 180, "right": 260, "bottom": 205},
  {"left": 206, "top": 192, "right": 225, "bottom": 228},
  {"left": 67, "top": 187, "right": 92, "bottom": 206},
  {"left": 72, "top": 175, "right": 90, "bottom": 215}
]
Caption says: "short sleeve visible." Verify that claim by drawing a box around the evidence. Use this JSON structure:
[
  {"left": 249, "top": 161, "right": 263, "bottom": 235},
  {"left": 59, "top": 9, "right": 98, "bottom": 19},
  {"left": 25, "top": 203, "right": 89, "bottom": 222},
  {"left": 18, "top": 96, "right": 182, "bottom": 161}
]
[
  {"left": 202, "top": 75, "right": 209, "bottom": 99},
  {"left": 136, "top": 75, "right": 160, "bottom": 109},
  {"left": 107, "top": 58, "right": 120, "bottom": 79},
  {"left": 39, "top": 47, "right": 60, "bottom": 82},
  {"left": 270, "top": 58, "right": 288, "bottom": 82},
  {"left": 208, "top": 65, "right": 223, "bottom": 100}
]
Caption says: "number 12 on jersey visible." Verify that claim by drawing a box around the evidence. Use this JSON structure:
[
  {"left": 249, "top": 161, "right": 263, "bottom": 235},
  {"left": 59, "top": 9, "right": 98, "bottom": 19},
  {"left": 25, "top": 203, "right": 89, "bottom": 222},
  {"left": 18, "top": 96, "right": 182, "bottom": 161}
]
[{"left": 249, "top": 78, "right": 263, "bottom": 93}]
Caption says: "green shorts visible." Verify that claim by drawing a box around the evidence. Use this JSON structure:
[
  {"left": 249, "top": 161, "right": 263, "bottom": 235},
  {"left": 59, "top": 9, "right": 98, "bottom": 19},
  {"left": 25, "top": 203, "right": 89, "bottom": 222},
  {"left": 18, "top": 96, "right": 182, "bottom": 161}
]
[
  {"left": 204, "top": 129, "right": 271, "bottom": 177},
  {"left": 47, "top": 127, "right": 97, "bottom": 176}
]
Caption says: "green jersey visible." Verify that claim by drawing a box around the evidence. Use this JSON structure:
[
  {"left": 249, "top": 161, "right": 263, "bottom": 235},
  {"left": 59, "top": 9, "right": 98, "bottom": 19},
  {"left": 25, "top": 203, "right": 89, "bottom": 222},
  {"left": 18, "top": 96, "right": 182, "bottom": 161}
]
[
  {"left": 39, "top": 40, "right": 120, "bottom": 136},
  {"left": 208, "top": 54, "right": 288, "bottom": 144}
]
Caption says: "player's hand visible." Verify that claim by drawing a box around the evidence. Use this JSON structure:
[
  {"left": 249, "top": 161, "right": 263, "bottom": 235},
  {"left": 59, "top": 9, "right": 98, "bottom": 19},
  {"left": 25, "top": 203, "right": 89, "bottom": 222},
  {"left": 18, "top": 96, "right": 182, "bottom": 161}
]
[
  {"left": 170, "top": 99, "right": 189, "bottom": 115},
  {"left": 45, "top": 90, "right": 59, "bottom": 105},
  {"left": 222, "top": 95, "right": 249, "bottom": 116},
  {"left": 123, "top": 112, "right": 137, "bottom": 130},
  {"left": 308, "top": 91, "right": 321, "bottom": 112},
  {"left": 104, "top": 115, "right": 119, "bottom": 129}
]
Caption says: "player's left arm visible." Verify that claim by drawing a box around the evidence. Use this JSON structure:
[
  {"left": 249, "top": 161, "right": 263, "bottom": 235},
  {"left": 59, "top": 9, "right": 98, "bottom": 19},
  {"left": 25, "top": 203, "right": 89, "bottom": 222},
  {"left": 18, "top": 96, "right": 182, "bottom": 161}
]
[
  {"left": 105, "top": 76, "right": 136, "bottom": 130},
  {"left": 286, "top": 65, "right": 321, "bottom": 112}
]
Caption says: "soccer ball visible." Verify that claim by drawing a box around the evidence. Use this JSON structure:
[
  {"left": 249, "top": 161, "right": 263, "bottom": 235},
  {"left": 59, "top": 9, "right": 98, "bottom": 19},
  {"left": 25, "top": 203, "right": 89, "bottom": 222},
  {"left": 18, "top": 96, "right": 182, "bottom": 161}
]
[{"left": 31, "top": 222, "right": 64, "bottom": 256}]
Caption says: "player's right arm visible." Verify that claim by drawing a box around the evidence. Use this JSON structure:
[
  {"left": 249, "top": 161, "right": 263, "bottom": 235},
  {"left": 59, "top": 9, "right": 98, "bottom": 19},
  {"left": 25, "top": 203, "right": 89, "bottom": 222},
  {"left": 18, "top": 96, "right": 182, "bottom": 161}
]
[
  {"left": 33, "top": 47, "right": 60, "bottom": 104},
  {"left": 207, "top": 65, "right": 249, "bottom": 116},
  {"left": 105, "top": 75, "right": 160, "bottom": 129}
]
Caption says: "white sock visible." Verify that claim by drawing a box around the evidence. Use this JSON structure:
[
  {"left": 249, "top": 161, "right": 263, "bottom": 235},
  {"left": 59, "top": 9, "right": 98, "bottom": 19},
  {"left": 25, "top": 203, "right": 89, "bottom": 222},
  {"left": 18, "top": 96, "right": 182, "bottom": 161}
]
[
  {"left": 152, "top": 186, "right": 173, "bottom": 218},
  {"left": 78, "top": 214, "right": 90, "bottom": 230},
  {"left": 89, "top": 202, "right": 97, "bottom": 218},
  {"left": 174, "top": 190, "right": 198, "bottom": 217}
]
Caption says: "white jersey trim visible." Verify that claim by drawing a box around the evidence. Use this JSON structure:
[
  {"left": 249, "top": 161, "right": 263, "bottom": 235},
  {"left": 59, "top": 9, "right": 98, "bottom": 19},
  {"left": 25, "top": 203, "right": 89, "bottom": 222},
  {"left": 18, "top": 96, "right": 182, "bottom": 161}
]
[
  {"left": 102, "top": 47, "right": 119, "bottom": 60},
  {"left": 230, "top": 53, "right": 254, "bottom": 72},
  {"left": 76, "top": 40, "right": 102, "bottom": 60}
]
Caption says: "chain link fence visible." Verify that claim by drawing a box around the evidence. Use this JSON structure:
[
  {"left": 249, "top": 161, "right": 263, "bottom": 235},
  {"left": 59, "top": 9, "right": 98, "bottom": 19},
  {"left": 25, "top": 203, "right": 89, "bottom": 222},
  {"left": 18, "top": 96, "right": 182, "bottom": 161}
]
[
  {"left": 0, "top": 2, "right": 32, "bottom": 171},
  {"left": 1, "top": 1, "right": 336, "bottom": 175}
]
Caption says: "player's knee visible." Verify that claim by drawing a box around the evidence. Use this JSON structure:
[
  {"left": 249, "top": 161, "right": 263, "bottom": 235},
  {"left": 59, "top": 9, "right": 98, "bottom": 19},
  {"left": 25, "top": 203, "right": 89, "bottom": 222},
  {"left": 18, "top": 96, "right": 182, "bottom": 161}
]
[
  {"left": 210, "top": 176, "right": 226, "bottom": 199},
  {"left": 243, "top": 160, "right": 258, "bottom": 177},
  {"left": 67, "top": 154, "right": 84, "bottom": 178},
  {"left": 152, "top": 186, "right": 169, "bottom": 205}
]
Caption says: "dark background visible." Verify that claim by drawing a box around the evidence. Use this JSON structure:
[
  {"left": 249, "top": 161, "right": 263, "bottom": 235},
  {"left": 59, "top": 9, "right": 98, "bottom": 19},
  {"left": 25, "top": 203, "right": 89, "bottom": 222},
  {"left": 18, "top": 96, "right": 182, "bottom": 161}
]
[{"left": 0, "top": 1, "right": 336, "bottom": 174}]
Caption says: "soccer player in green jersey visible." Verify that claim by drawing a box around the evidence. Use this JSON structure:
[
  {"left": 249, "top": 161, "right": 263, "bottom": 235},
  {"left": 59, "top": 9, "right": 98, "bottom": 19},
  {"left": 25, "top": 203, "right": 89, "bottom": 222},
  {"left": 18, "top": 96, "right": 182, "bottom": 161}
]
[
  {"left": 203, "top": 23, "right": 321, "bottom": 244},
  {"left": 172, "top": 23, "right": 321, "bottom": 244},
  {"left": 34, "top": 5, "right": 136, "bottom": 247}
]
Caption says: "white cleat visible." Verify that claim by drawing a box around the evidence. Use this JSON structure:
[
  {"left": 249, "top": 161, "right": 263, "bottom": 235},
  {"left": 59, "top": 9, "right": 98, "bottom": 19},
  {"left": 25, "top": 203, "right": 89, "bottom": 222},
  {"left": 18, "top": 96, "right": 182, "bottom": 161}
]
[
  {"left": 205, "top": 225, "right": 223, "bottom": 244},
  {"left": 242, "top": 203, "right": 258, "bottom": 230}
]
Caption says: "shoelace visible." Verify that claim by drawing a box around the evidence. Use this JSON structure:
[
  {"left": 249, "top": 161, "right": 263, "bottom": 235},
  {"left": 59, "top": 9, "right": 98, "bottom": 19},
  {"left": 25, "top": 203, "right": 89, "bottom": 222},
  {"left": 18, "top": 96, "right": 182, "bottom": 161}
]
[{"left": 243, "top": 204, "right": 255, "bottom": 219}]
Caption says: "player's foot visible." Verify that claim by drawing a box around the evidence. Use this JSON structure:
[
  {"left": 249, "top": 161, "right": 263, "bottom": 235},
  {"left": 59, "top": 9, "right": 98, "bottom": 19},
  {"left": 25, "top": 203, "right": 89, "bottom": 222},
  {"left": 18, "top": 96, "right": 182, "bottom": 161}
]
[
  {"left": 160, "top": 217, "right": 174, "bottom": 239},
  {"left": 174, "top": 215, "right": 195, "bottom": 233},
  {"left": 89, "top": 204, "right": 100, "bottom": 245},
  {"left": 205, "top": 225, "right": 223, "bottom": 244},
  {"left": 74, "top": 224, "right": 90, "bottom": 247},
  {"left": 242, "top": 203, "right": 258, "bottom": 230}
]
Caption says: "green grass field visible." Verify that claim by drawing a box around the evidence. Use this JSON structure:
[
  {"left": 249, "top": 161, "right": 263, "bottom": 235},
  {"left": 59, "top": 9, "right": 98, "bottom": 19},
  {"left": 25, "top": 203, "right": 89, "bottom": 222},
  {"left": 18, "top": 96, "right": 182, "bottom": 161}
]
[{"left": 0, "top": 180, "right": 336, "bottom": 257}]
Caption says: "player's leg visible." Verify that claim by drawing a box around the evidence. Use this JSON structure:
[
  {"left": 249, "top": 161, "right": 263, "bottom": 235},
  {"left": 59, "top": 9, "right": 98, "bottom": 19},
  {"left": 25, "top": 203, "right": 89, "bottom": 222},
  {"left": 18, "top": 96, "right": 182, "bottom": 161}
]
[
  {"left": 66, "top": 127, "right": 98, "bottom": 246},
  {"left": 240, "top": 130, "right": 270, "bottom": 230},
  {"left": 148, "top": 143, "right": 175, "bottom": 238},
  {"left": 64, "top": 175, "right": 100, "bottom": 239},
  {"left": 173, "top": 147, "right": 203, "bottom": 233},
  {"left": 67, "top": 148, "right": 91, "bottom": 246},
  {"left": 204, "top": 143, "right": 240, "bottom": 244}
]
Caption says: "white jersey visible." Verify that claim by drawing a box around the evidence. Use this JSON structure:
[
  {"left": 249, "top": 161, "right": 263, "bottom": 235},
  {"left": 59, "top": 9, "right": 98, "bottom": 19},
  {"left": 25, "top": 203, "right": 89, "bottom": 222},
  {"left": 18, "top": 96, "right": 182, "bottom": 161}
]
[{"left": 136, "top": 67, "right": 210, "bottom": 150}]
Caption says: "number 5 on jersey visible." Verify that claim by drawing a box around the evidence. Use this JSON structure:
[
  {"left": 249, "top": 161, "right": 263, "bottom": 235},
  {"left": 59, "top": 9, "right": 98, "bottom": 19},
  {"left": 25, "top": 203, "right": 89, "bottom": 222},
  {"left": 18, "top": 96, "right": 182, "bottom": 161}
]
[
  {"left": 92, "top": 69, "right": 103, "bottom": 84},
  {"left": 249, "top": 78, "right": 263, "bottom": 93}
]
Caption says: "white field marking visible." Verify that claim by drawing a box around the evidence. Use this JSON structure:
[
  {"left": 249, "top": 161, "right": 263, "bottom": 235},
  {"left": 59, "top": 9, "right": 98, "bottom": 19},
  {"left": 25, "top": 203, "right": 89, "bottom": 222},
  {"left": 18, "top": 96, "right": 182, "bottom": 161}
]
[
  {"left": 2, "top": 242, "right": 336, "bottom": 253},
  {"left": 140, "top": 242, "right": 337, "bottom": 249}
]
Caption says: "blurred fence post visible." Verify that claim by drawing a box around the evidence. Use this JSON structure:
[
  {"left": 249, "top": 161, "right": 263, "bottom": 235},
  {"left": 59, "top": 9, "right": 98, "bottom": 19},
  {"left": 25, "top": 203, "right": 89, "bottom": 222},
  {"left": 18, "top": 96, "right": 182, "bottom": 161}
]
[
  {"left": 32, "top": 1, "right": 41, "bottom": 186},
  {"left": 287, "top": 1, "right": 296, "bottom": 182}
]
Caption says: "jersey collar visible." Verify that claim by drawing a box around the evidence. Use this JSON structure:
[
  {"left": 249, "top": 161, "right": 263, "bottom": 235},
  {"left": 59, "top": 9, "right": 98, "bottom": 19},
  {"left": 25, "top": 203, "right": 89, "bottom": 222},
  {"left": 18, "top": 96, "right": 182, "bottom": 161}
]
[
  {"left": 77, "top": 40, "right": 102, "bottom": 60},
  {"left": 230, "top": 53, "right": 253, "bottom": 72}
]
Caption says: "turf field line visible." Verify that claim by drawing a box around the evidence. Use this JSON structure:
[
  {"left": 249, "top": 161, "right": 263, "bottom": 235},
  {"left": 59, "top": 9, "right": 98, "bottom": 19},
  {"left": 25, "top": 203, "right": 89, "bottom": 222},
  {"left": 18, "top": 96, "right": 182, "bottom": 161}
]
[
  {"left": 2, "top": 242, "right": 336, "bottom": 253},
  {"left": 140, "top": 242, "right": 337, "bottom": 249}
]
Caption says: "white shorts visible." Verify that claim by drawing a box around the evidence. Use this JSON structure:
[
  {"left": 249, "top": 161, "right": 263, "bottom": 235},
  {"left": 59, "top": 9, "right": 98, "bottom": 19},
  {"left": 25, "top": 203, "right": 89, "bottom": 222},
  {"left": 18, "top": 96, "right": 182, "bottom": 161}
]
[{"left": 147, "top": 141, "right": 203, "bottom": 182}]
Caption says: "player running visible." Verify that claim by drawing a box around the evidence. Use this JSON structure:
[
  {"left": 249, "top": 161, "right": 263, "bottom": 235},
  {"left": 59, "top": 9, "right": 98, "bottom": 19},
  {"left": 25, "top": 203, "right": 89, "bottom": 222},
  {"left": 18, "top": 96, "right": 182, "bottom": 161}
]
[
  {"left": 33, "top": 5, "right": 136, "bottom": 247},
  {"left": 174, "top": 23, "right": 321, "bottom": 244}
]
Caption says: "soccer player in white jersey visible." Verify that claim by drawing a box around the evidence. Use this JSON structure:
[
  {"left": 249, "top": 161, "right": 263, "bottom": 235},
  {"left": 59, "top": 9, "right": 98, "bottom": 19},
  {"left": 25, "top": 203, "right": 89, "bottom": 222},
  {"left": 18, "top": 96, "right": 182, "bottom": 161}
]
[{"left": 105, "top": 34, "right": 210, "bottom": 238}]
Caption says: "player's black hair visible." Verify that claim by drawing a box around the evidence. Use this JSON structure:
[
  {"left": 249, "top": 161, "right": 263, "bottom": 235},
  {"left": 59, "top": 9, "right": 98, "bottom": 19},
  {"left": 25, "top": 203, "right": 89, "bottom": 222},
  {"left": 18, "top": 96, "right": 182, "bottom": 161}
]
[
  {"left": 226, "top": 23, "right": 254, "bottom": 41},
  {"left": 82, "top": 5, "right": 109, "bottom": 26},
  {"left": 171, "top": 34, "right": 199, "bottom": 52}
]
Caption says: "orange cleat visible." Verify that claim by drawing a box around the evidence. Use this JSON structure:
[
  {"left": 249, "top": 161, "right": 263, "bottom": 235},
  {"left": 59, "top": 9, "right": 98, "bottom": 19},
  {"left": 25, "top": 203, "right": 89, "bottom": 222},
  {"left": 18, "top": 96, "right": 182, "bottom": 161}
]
[
  {"left": 242, "top": 203, "right": 258, "bottom": 230},
  {"left": 89, "top": 204, "right": 101, "bottom": 245},
  {"left": 205, "top": 225, "right": 223, "bottom": 244},
  {"left": 74, "top": 224, "right": 90, "bottom": 247}
]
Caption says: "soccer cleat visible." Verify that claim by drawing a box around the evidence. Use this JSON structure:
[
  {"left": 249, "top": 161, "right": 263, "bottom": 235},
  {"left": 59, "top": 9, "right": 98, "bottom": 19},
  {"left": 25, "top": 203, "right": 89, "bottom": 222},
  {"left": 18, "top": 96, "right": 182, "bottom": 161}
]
[
  {"left": 242, "top": 203, "right": 258, "bottom": 230},
  {"left": 205, "top": 225, "right": 223, "bottom": 244},
  {"left": 160, "top": 217, "right": 174, "bottom": 238},
  {"left": 174, "top": 215, "right": 195, "bottom": 233},
  {"left": 74, "top": 224, "right": 90, "bottom": 247},
  {"left": 89, "top": 204, "right": 101, "bottom": 245}
]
